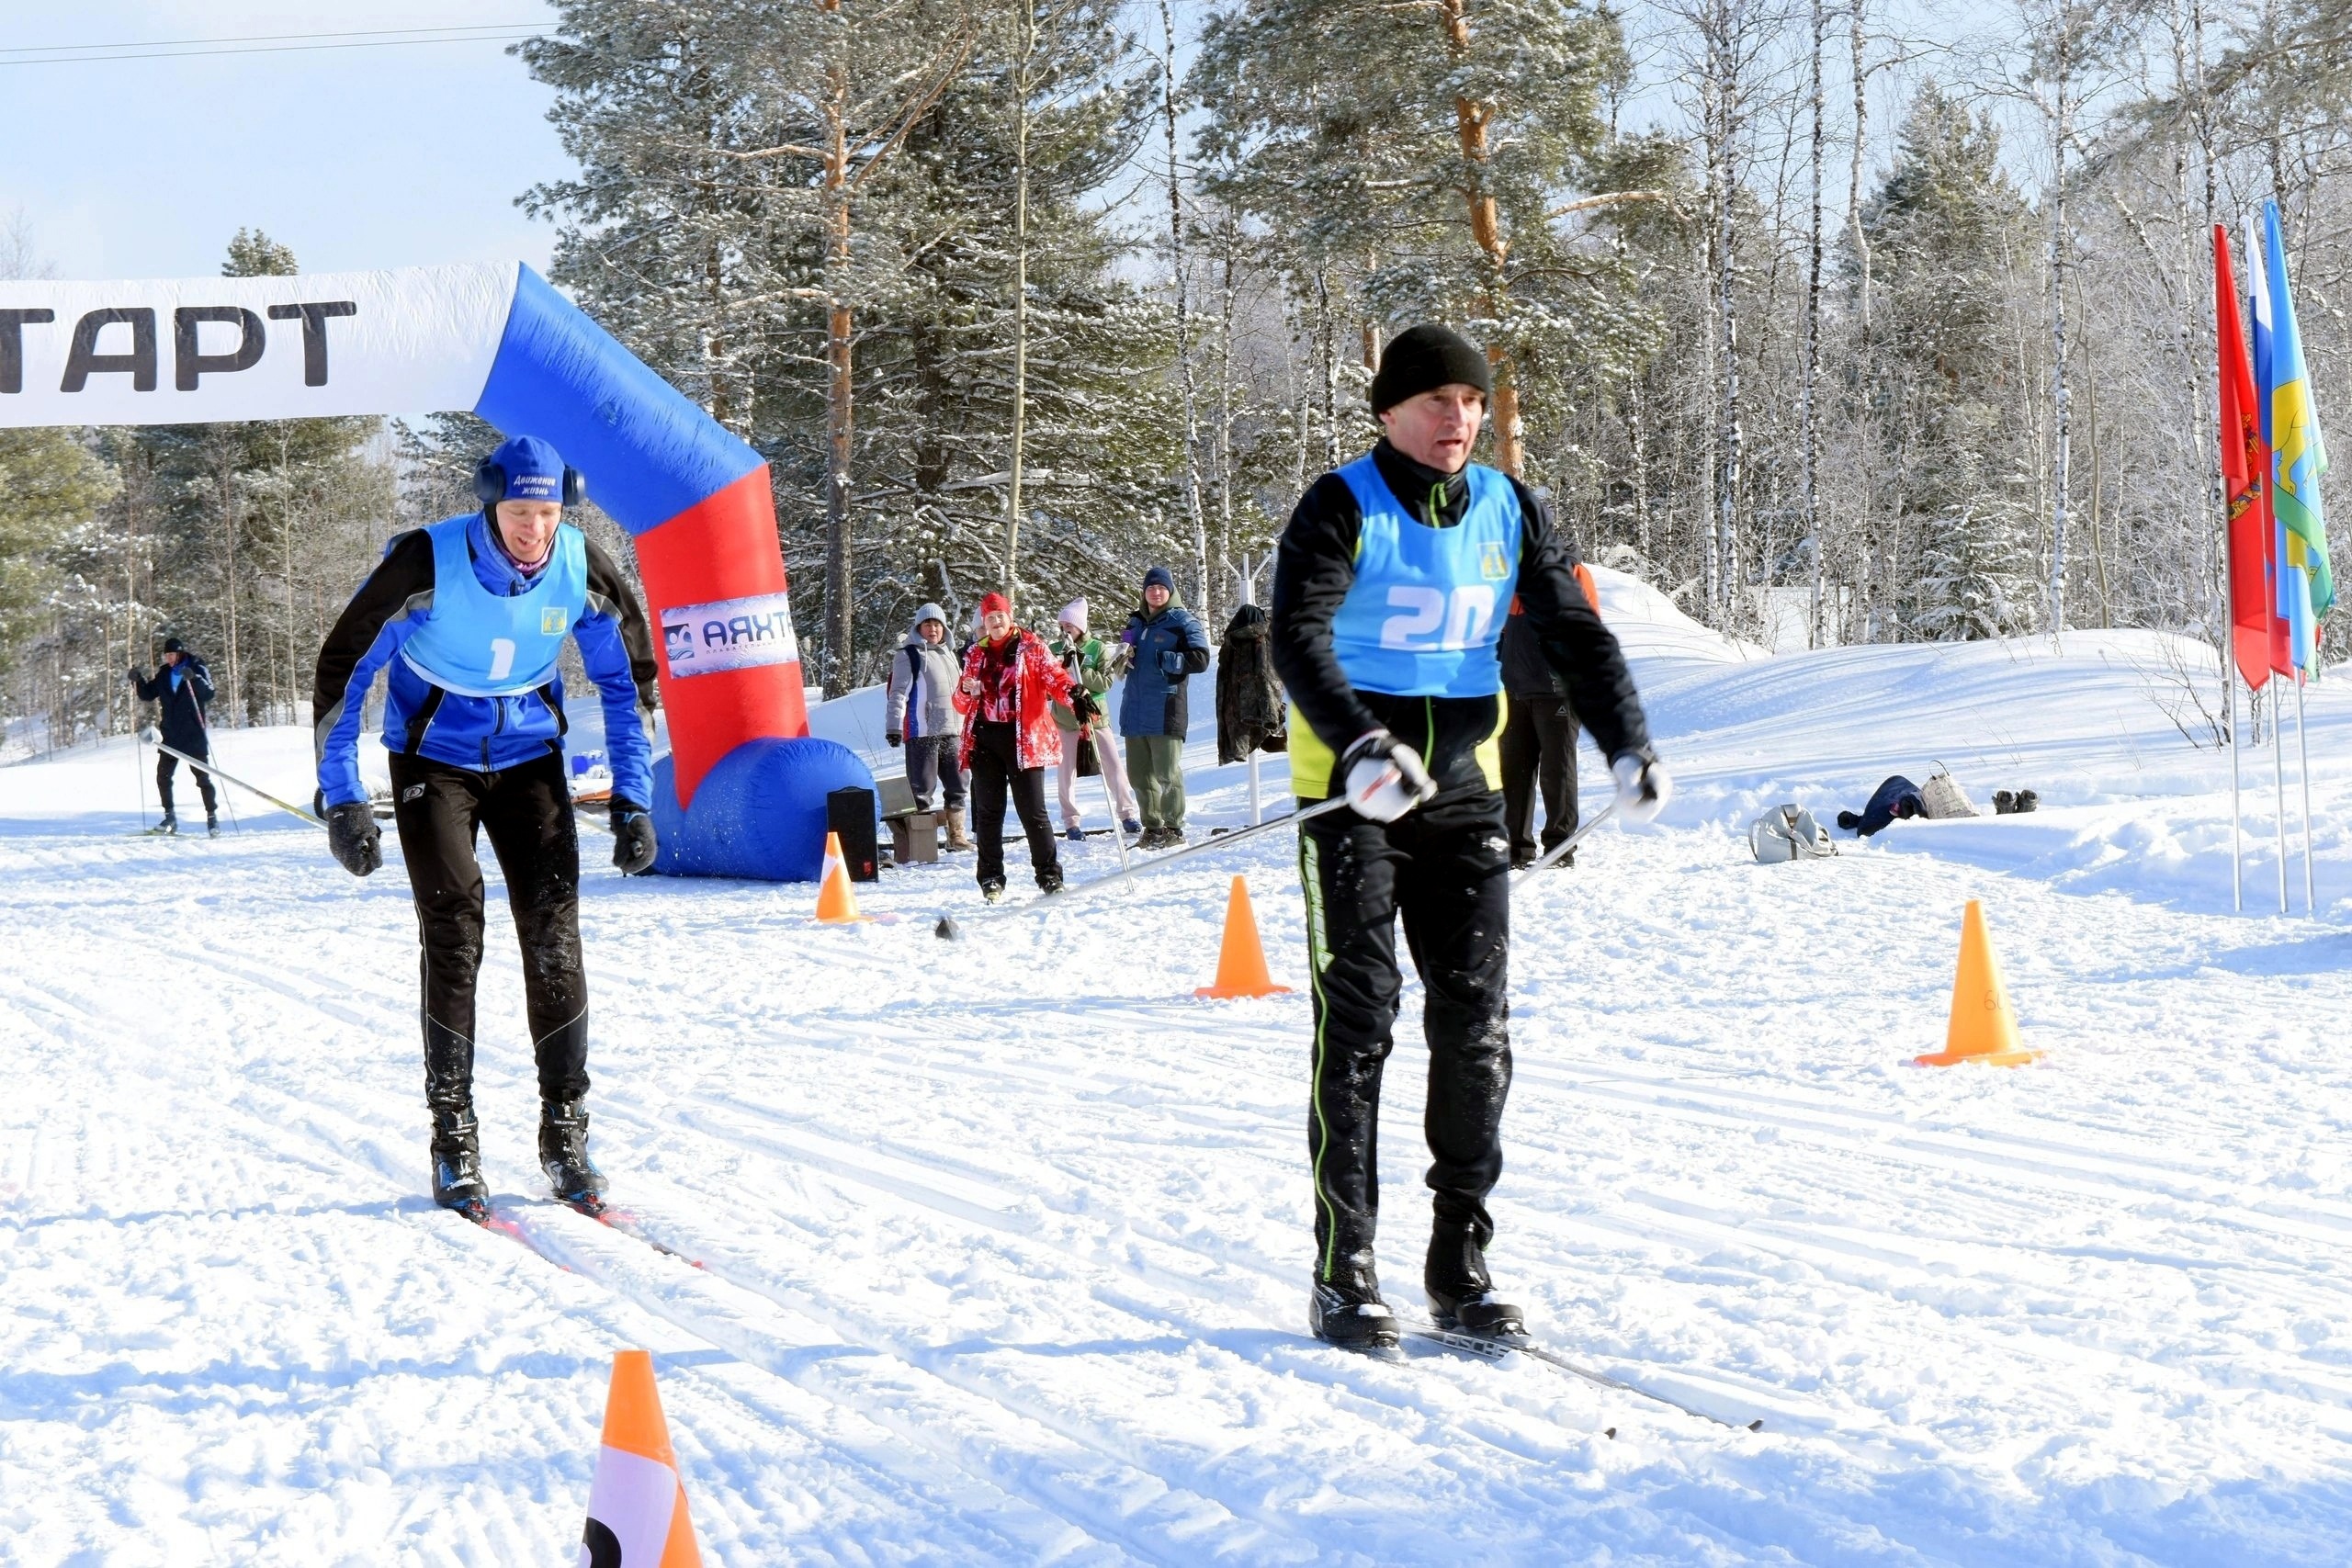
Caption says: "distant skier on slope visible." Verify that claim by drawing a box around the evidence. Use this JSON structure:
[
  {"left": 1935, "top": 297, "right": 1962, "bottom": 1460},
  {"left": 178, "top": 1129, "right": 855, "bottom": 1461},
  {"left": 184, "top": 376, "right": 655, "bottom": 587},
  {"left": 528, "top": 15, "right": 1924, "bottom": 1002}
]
[
  {"left": 310, "top": 435, "right": 659, "bottom": 1221},
  {"left": 1269, "top": 324, "right": 1669, "bottom": 1357},
  {"left": 128, "top": 637, "right": 220, "bottom": 836}
]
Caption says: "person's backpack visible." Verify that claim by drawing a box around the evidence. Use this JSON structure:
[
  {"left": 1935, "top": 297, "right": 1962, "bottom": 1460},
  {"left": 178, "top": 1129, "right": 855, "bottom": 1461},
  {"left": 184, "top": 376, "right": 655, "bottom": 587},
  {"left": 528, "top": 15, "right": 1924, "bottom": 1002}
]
[
  {"left": 1749, "top": 805, "right": 1838, "bottom": 863},
  {"left": 1919, "top": 771, "right": 1980, "bottom": 819}
]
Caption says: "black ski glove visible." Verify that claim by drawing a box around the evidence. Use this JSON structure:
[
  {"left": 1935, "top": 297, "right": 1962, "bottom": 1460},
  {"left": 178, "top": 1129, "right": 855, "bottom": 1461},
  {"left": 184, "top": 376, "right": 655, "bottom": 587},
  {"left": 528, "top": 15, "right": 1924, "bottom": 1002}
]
[
  {"left": 1069, "top": 689, "right": 1100, "bottom": 724},
  {"left": 885, "top": 730, "right": 902, "bottom": 748},
  {"left": 326, "top": 801, "right": 381, "bottom": 876},
  {"left": 611, "top": 802, "right": 657, "bottom": 875}
]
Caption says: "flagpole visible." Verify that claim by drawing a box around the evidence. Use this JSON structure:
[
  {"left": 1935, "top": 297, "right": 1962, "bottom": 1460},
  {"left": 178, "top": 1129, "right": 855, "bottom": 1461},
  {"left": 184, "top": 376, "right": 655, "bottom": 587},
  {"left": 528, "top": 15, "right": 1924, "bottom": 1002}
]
[
  {"left": 2271, "top": 684, "right": 2290, "bottom": 913},
  {"left": 2229, "top": 663, "right": 2244, "bottom": 912},
  {"left": 2296, "top": 671, "right": 2317, "bottom": 913}
]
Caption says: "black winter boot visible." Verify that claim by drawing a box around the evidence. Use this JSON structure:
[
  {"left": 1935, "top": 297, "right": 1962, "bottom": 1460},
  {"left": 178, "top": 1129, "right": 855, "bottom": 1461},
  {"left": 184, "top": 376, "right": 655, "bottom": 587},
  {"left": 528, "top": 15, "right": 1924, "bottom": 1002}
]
[
  {"left": 429, "top": 1105, "right": 490, "bottom": 1218},
  {"left": 1309, "top": 1261, "right": 1403, "bottom": 1359},
  {"left": 1427, "top": 1222, "right": 1526, "bottom": 1342},
  {"left": 540, "top": 1099, "right": 607, "bottom": 1214}
]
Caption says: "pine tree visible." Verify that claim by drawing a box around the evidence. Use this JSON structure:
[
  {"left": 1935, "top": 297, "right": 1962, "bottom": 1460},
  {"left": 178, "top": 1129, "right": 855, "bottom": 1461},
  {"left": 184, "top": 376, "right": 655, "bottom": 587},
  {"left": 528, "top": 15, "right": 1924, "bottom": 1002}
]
[
  {"left": 1192, "top": 0, "right": 1646, "bottom": 482},
  {"left": 1861, "top": 85, "right": 2039, "bottom": 640}
]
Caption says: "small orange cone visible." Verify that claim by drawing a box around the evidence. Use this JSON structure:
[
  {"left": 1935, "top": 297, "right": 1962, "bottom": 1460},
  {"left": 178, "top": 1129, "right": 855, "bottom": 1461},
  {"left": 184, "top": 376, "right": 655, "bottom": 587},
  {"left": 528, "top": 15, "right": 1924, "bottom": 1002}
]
[
  {"left": 1195, "top": 874, "right": 1293, "bottom": 998},
  {"left": 1914, "top": 899, "right": 2041, "bottom": 1067},
  {"left": 580, "top": 1349, "right": 701, "bottom": 1567},
  {"left": 813, "top": 830, "right": 869, "bottom": 923}
]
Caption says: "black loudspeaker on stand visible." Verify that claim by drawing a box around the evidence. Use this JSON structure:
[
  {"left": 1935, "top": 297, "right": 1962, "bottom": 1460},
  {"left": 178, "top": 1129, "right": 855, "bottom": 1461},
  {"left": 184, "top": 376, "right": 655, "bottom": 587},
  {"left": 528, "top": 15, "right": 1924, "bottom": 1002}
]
[{"left": 826, "top": 786, "right": 880, "bottom": 883}]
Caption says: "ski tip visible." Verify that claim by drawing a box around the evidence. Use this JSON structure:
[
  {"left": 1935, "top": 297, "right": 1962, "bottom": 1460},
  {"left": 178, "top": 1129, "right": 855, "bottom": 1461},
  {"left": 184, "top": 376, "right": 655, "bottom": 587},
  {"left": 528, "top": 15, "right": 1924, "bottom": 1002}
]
[
  {"left": 1747, "top": 1418, "right": 1764, "bottom": 1432},
  {"left": 1604, "top": 1427, "right": 1618, "bottom": 1440},
  {"left": 933, "top": 915, "right": 962, "bottom": 942}
]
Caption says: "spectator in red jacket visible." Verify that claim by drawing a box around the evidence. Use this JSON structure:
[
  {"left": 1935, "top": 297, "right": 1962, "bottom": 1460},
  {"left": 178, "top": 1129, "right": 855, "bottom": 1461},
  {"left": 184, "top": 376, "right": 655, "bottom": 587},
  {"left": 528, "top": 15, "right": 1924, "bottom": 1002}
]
[{"left": 954, "top": 592, "right": 1095, "bottom": 900}]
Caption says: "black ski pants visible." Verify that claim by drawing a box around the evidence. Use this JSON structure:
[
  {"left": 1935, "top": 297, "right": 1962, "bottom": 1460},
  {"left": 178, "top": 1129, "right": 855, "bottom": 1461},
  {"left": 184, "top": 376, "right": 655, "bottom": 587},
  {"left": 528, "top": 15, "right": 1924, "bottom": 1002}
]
[
  {"left": 967, "top": 720, "right": 1060, "bottom": 889},
  {"left": 1297, "top": 784, "right": 1512, "bottom": 1285},
  {"left": 155, "top": 750, "right": 218, "bottom": 818},
  {"left": 1499, "top": 692, "right": 1579, "bottom": 860},
  {"left": 388, "top": 751, "right": 590, "bottom": 1110}
]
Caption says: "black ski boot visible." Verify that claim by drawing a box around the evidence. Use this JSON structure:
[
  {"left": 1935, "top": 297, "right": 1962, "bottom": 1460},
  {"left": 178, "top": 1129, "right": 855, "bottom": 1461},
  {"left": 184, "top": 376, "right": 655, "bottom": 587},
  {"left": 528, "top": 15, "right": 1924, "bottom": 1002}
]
[
  {"left": 979, "top": 878, "right": 1007, "bottom": 904},
  {"left": 1309, "top": 1262, "right": 1403, "bottom": 1359},
  {"left": 153, "top": 811, "right": 178, "bottom": 836},
  {"left": 1036, "top": 864, "right": 1066, "bottom": 896},
  {"left": 206, "top": 811, "right": 220, "bottom": 838},
  {"left": 430, "top": 1104, "right": 490, "bottom": 1220},
  {"left": 1427, "top": 1222, "right": 1527, "bottom": 1342},
  {"left": 540, "top": 1099, "right": 607, "bottom": 1215}
]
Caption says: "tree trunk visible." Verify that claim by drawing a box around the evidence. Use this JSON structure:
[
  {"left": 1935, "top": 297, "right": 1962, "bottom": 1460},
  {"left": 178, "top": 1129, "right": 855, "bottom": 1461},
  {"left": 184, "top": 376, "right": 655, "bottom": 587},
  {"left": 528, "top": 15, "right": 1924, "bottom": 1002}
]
[
  {"left": 1440, "top": 0, "right": 1521, "bottom": 475},
  {"left": 1008, "top": 0, "right": 1035, "bottom": 600},
  {"left": 1849, "top": 0, "right": 1871, "bottom": 334},
  {"left": 1804, "top": 0, "right": 1825, "bottom": 648},
  {"left": 1160, "top": 0, "right": 1209, "bottom": 606},
  {"left": 821, "top": 8, "right": 854, "bottom": 696},
  {"left": 2047, "top": 26, "right": 2073, "bottom": 636}
]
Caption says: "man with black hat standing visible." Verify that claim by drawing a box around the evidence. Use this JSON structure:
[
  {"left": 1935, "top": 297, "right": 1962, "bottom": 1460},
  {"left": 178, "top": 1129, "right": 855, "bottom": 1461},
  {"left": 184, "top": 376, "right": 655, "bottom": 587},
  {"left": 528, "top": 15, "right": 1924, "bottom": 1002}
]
[
  {"left": 1270, "top": 322, "right": 1670, "bottom": 1356},
  {"left": 311, "top": 434, "right": 659, "bottom": 1222},
  {"left": 129, "top": 637, "right": 219, "bottom": 835}
]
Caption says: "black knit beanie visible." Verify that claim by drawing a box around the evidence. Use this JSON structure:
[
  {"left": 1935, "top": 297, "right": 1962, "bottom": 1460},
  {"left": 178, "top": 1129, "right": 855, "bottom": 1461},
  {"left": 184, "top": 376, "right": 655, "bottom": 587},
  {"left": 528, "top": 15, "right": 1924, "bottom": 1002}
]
[{"left": 1369, "top": 324, "right": 1493, "bottom": 414}]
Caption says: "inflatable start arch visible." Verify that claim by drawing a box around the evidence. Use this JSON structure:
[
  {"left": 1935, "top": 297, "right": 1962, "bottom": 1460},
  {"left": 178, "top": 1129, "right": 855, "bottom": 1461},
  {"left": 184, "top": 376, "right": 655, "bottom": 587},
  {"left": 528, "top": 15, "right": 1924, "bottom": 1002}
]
[{"left": 0, "top": 262, "right": 870, "bottom": 881}]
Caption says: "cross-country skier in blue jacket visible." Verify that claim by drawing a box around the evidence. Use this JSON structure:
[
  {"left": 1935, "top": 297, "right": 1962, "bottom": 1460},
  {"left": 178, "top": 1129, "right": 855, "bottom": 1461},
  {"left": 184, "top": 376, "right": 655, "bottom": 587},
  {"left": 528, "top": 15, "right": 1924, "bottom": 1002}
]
[{"left": 311, "top": 434, "right": 659, "bottom": 1221}]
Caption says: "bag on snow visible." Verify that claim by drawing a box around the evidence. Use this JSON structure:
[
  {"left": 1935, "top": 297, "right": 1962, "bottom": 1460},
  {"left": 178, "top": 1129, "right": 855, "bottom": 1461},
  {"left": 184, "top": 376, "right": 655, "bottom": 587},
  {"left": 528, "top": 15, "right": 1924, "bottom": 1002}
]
[
  {"left": 1076, "top": 729, "right": 1101, "bottom": 778},
  {"left": 1918, "top": 771, "right": 1980, "bottom": 819},
  {"left": 1749, "top": 804, "right": 1838, "bottom": 863}
]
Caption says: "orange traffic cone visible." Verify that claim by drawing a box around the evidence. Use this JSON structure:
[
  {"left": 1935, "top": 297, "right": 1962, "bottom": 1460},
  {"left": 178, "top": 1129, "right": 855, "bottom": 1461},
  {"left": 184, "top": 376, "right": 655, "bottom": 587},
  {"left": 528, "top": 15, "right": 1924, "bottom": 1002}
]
[
  {"left": 1195, "top": 874, "right": 1293, "bottom": 998},
  {"left": 1914, "top": 899, "right": 2041, "bottom": 1066},
  {"left": 813, "top": 830, "right": 869, "bottom": 923},
  {"left": 580, "top": 1349, "right": 701, "bottom": 1567}
]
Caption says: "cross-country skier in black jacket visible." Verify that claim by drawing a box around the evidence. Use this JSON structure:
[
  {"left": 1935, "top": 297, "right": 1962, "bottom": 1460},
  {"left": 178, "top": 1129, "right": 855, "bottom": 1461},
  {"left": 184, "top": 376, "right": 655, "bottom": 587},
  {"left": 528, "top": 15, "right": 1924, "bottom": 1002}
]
[
  {"left": 1270, "top": 323, "right": 1671, "bottom": 1357},
  {"left": 129, "top": 637, "right": 219, "bottom": 834}
]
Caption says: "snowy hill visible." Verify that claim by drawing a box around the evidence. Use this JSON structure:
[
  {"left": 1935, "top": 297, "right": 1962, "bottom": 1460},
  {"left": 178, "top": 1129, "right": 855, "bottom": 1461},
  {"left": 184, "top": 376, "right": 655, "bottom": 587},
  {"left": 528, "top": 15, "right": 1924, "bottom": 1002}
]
[{"left": 6, "top": 585, "right": 2352, "bottom": 1563}]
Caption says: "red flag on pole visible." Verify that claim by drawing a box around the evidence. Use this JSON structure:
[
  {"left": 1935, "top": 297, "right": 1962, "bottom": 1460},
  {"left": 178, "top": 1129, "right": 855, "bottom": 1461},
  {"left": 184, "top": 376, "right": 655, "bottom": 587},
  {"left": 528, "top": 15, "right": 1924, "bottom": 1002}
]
[{"left": 2216, "top": 225, "right": 2276, "bottom": 692}]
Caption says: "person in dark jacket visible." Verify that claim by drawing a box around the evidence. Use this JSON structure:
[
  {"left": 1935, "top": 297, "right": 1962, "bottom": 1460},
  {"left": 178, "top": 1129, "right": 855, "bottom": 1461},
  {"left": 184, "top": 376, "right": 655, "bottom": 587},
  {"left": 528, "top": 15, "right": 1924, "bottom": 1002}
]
[
  {"left": 128, "top": 637, "right": 219, "bottom": 834},
  {"left": 1216, "top": 604, "right": 1287, "bottom": 765},
  {"left": 1269, "top": 322, "right": 1668, "bottom": 1357},
  {"left": 1496, "top": 573, "right": 1595, "bottom": 869},
  {"left": 310, "top": 434, "right": 659, "bottom": 1223},
  {"left": 1838, "top": 775, "right": 1924, "bottom": 836},
  {"left": 1117, "top": 565, "right": 1211, "bottom": 847}
]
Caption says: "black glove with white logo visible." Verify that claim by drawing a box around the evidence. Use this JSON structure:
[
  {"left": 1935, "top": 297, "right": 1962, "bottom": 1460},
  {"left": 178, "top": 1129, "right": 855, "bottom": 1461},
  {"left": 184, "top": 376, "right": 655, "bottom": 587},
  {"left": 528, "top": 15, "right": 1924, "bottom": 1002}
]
[
  {"left": 611, "top": 802, "right": 657, "bottom": 875},
  {"left": 1340, "top": 729, "right": 1438, "bottom": 823},
  {"left": 325, "top": 801, "right": 382, "bottom": 877}
]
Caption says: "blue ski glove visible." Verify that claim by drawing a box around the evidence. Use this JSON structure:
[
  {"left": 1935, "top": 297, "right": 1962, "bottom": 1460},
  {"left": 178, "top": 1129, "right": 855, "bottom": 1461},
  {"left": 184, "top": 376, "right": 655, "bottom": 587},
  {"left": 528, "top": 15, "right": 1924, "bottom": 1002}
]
[{"left": 611, "top": 802, "right": 657, "bottom": 875}]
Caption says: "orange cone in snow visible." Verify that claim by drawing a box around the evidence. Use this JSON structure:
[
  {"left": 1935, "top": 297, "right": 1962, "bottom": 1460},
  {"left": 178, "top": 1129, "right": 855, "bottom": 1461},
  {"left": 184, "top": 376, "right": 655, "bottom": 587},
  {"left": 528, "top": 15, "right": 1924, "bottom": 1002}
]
[
  {"left": 813, "top": 831, "right": 869, "bottom": 923},
  {"left": 580, "top": 1349, "right": 701, "bottom": 1567},
  {"left": 1914, "top": 899, "right": 2041, "bottom": 1067},
  {"left": 1195, "top": 874, "right": 1292, "bottom": 998}
]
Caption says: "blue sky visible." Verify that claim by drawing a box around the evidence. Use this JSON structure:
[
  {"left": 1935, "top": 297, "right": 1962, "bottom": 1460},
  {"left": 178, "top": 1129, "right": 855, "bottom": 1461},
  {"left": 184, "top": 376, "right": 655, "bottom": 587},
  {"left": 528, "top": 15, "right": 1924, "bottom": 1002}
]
[{"left": 1, "top": 2, "right": 570, "bottom": 279}]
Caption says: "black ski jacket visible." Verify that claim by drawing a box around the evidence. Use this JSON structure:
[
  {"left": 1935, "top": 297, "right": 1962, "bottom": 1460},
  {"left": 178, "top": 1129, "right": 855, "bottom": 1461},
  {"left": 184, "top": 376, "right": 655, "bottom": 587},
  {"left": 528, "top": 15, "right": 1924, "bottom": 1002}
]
[
  {"left": 1270, "top": 440, "right": 1647, "bottom": 798},
  {"left": 133, "top": 657, "right": 215, "bottom": 755}
]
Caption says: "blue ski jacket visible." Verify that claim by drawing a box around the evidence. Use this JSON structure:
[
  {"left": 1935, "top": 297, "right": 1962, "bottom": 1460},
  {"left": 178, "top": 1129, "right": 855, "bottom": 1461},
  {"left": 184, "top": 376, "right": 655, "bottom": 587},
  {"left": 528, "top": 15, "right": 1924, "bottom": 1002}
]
[{"left": 311, "top": 512, "right": 658, "bottom": 809}]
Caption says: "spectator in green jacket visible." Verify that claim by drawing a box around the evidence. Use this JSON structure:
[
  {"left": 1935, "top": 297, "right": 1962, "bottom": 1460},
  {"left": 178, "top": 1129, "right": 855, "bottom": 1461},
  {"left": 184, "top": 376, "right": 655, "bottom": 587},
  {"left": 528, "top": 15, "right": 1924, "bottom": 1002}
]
[{"left": 1049, "top": 598, "right": 1140, "bottom": 843}]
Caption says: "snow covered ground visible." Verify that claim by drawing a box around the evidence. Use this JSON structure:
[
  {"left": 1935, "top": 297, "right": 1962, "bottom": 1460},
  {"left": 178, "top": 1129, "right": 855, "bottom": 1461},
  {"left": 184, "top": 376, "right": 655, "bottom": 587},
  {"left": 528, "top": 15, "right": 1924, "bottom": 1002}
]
[{"left": 7, "top": 575, "right": 2352, "bottom": 1564}]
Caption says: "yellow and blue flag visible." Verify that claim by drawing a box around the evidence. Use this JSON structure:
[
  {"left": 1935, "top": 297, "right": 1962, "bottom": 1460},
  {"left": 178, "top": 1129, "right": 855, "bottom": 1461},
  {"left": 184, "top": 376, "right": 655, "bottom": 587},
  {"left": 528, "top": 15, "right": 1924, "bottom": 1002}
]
[{"left": 2254, "top": 200, "right": 2331, "bottom": 671}]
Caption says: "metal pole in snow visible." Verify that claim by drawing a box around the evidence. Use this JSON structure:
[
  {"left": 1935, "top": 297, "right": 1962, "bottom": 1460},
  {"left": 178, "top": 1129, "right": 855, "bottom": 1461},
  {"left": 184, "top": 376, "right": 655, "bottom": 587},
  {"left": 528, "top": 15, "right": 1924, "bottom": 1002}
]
[
  {"left": 2296, "top": 672, "right": 2317, "bottom": 913},
  {"left": 2229, "top": 663, "right": 2244, "bottom": 911},
  {"left": 2271, "top": 682, "right": 2290, "bottom": 913}
]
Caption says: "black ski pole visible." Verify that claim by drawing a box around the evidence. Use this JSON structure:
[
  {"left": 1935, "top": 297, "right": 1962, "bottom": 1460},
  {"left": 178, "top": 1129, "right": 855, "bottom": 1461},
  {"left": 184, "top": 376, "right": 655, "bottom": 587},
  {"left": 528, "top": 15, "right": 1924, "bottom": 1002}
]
[{"left": 934, "top": 793, "right": 1351, "bottom": 940}]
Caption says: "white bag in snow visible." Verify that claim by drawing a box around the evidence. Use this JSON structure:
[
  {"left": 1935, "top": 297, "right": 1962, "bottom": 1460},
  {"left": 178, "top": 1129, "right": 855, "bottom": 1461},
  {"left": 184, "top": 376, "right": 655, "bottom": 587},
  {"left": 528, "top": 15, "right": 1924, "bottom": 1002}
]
[
  {"left": 1919, "top": 772, "right": 1980, "bottom": 819},
  {"left": 1749, "top": 805, "right": 1838, "bottom": 863}
]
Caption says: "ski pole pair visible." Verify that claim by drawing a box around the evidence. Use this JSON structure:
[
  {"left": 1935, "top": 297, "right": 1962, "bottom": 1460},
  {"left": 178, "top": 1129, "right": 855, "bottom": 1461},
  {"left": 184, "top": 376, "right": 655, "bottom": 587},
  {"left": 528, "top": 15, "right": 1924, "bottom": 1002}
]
[{"left": 151, "top": 740, "right": 324, "bottom": 828}]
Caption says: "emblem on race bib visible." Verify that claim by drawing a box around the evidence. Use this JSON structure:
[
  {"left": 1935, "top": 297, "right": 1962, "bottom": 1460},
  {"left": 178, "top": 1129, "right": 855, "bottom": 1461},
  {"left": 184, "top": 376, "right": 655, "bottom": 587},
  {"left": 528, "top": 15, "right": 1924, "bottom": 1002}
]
[
  {"left": 1478, "top": 542, "right": 1510, "bottom": 581},
  {"left": 541, "top": 605, "right": 568, "bottom": 635},
  {"left": 660, "top": 591, "right": 801, "bottom": 677}
]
